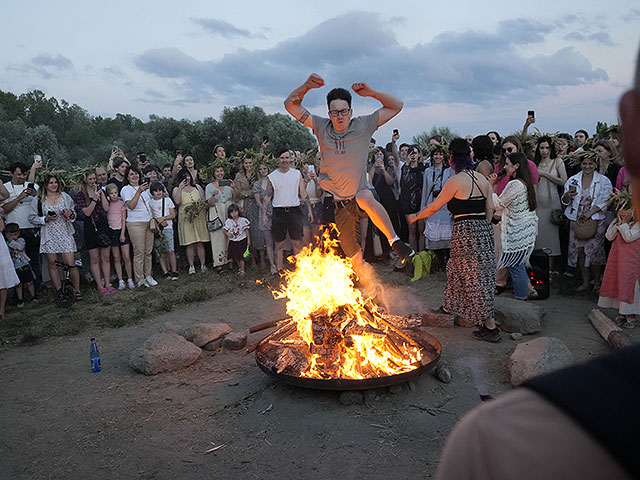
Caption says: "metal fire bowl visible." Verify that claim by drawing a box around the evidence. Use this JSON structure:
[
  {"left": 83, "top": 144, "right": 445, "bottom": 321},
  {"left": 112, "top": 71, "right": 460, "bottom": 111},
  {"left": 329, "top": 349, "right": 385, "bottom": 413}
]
[{"left": 255, "top": 329, "right": 442, "bottom": 391}]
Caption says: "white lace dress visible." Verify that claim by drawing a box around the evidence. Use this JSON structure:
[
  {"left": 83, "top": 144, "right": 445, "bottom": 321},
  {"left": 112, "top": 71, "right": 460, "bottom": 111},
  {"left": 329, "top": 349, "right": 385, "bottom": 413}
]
[{"left": 493, "top": 179, "right": 538, "bottom": 269}]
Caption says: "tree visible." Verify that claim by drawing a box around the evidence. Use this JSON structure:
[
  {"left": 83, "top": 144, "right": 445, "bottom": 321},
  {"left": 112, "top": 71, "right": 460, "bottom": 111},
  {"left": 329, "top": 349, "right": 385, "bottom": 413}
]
[{"left": 413, "top": 125, "right": 459, "bottom": 152}]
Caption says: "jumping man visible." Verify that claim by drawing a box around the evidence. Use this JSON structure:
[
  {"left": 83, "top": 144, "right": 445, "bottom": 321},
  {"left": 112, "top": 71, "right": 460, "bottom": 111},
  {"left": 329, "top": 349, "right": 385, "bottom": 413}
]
[{"left": 284, "top": 73, "right": 414, "bottom": 279}]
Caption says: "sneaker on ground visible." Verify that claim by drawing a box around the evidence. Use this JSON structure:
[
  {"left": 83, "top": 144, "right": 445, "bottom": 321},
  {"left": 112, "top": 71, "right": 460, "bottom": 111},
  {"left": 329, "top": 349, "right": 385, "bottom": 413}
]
[
  {"left": 270, "top": 265, "right": 277, "bottom": 275},
  {"left": 118, "top": 280, "right": 126, "bottom": 290},
  {"left": 145, "top": 276, "right": 158, "bottom": 287},
  {"left": 163, "top": 272, "right": 171, "bottom": 279},
  {"left": 171, "top": 271, "right": 179, "bottom": 280},
  {"left": 137, "top": 279, "right": 149, "bottom": 288},
  {"left": 127, "top": 278, "right": 136, "bottom": 289},
  {"left": 30, "top": 297, "right": 39, "bottom": 303},
  {"left": 188, "top": 265, "right": 196, "bottom": 275},
  {"left": 201, "top": 265, "right": 208, "bottom": 273},
  {"left": 391, "top": 240, "right": 415, "bottom": 265},
  {"left": 17, "top": 301, "right": 24, "bottom": 308},
  {"left": 472, "top": 325, "right": 501, "bottom": 343}
]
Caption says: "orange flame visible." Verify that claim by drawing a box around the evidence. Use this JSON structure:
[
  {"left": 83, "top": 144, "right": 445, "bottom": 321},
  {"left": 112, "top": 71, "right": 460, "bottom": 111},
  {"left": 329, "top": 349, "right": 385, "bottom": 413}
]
[{"left": 269, "top": 228, "right": 423, "bottom": 379}]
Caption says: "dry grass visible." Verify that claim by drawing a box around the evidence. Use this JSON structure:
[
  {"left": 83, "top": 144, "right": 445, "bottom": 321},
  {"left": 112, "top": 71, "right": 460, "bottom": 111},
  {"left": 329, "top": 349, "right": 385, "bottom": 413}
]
[{"left": 0, "top": 268, "right": 265, "bottom": 346}]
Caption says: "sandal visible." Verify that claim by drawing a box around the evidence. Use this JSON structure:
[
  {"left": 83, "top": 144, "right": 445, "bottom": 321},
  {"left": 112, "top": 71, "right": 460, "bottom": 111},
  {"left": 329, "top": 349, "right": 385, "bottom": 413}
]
[
  {"left": 494, "top": 285, "right": 507, "bottom": 296},
  {"left": 576, "top": 284, "right": 589, "bottom": 292}
]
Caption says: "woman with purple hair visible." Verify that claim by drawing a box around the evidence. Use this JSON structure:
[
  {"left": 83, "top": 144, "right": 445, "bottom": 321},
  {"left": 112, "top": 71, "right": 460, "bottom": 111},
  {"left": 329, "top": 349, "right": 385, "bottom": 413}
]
[{"left": 409, "top": 138, "right": 499, "bottom": 342}]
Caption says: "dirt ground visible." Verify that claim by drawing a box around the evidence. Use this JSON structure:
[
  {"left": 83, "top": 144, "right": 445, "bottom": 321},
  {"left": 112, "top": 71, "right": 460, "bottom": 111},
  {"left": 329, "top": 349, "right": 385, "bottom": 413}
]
[{"left": 0, "top": 268, "right": 636, "bottom": 480}]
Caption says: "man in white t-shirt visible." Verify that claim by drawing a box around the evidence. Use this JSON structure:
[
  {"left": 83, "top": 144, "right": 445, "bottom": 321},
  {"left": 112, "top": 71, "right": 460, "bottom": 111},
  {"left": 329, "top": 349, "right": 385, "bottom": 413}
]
[
  {"left": 263, "top": 148, "right": 313, "bottom": 271},
  {"left": 1, "top": 159, "right": 43, "bottom": 286}
]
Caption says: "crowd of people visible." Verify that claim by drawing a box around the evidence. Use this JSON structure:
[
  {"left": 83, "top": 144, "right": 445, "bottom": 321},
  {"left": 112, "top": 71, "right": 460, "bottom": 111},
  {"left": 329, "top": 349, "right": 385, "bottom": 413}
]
[{"left": 0, "top": 112, "right": 636, "bottom": 331}]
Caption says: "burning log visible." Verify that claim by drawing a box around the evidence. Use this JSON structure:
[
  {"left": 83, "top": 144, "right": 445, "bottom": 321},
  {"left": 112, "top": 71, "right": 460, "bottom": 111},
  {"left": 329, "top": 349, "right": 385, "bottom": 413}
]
[{"left": 588, "top": 309, "right": 633, "bottom": 350}]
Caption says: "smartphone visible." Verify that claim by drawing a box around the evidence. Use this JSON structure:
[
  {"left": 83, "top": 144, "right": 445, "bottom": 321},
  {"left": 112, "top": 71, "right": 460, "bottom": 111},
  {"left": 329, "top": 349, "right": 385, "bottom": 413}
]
[
  {"left": 27, "top": 183, "right": 35, "bottom": 190},
  {"left": 33, "top": 154, "right": 42, "bottom": 162},
  {"left": 176, "top": 149, "right": 182, "bottom": 156},
  {"left": 47, "top": 211, "right": 56, "bottom": 217},
  {"left": 219, "top": 179, "right": 231, "bottom": 187},
  {"left": 393, "top": 129, "right": 399, "bottom": 136},
  {"left": 568, "top": 185, "right": 577, "bottom": 193},
  {"left": 528, "top": 110, "right": 535, "bottom": 117},
  {"left": 113, "top": 145, "right": 119, "bottom": 153},
  {"left": 308, "top": 165, "right": 315, "bottom": 174},
  {"left": 262, "top": 135, "right": 269, "bottom": 143}
]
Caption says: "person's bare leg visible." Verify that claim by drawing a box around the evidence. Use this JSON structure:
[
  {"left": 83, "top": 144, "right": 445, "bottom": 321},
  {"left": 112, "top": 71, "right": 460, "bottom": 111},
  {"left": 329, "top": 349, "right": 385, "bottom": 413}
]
[
  {"left": 577, "top": 250, "right": 590, "bottom": 290},
  {"left": 62, "top": 252, "right": 80, "bottom": 292},
  {"left": 0, "top": 288, "right": 7, "bottom": 319},
  {"left": 100, "top": 247, "right": 111, "bottom": 287},
  {"left": 88, "top": 249, "right": 103, "bottom": 289},
  {"left": 485, "top": 318, "right": 497, "bottom": 329},
  {"left": 196, "top": 242, "right": 206, "bottom": 267},
  {"left": 355, "top": 190, "right": 396, "bottom": 243},
  {"left": 291, "top": 239, "right": 303, "bottom": 255},
  {"left": 121, "top": 244, "right": 133, "bottom": 280},
  {"left": 111, "top": 246, "right": 123, "bottom": 281},
  {"left": 406, "top": 215, "right": 417, "bottom": 251},
  {"left": 186, "top": 244, "right": 195, "bottom": 267},
  {"left": 275, "top": 240, "right": 285, "bottom": 270},
  {"left": 265, "top": 231, "right": 276, "bottom": 270},
  {"left": 47, "top": 254, "right": 61, "bottom": 291}
]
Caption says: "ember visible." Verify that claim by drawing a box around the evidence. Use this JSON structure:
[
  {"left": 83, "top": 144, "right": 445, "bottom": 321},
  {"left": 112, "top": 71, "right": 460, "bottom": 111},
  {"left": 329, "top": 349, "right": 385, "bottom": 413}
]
[{"left": 257, "top": 230, "right": 440, "bottom": 387}]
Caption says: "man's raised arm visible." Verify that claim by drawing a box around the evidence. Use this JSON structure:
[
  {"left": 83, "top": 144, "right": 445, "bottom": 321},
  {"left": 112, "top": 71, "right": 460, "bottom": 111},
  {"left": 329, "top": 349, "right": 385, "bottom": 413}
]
[
  {"left": 284, "top": 73, "right": 325, "bottom": 128},
  {"left": 352, "top": 82, "right": 403, "bottom": 127}
]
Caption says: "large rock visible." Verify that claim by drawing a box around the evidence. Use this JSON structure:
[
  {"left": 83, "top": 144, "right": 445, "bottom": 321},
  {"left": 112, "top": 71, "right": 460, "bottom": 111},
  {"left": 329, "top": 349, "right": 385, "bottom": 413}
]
[
  {"left": 180, "top": 323, "right": 231, "bottom": 347},
  {"left": 494, "top": 297, "right": 544, "bottom": 334},
  {"left": 222, "top": 332, "right": 248, "bottom": 350},
  {"left": 509, "top": 337, "right": 573, "bottom": 386},
  {"left": 129, "top": 333, "right": 202, "bottom": 375}
]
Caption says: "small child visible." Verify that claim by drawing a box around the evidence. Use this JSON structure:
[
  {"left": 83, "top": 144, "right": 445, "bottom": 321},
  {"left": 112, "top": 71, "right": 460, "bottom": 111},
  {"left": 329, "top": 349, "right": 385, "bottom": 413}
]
[
  {"left": 598, "top": 208, "right": 640, "bottom": 328},
  {"left": 104, "top": 183, "right": 135, "bottom": 289},
  {"left": 149, "top": 181, "right": 178, "bottom": 279},
  {"left": 4, "top": 222, "right": 36, "bottom": 307},
  {"left": 223, "top": 203, "right": 250, "bottom": 275}
]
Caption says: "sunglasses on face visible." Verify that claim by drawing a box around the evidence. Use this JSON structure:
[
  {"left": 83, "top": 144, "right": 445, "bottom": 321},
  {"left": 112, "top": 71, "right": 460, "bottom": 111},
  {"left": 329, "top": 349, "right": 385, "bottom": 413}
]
[{"left": 502, "top": 146, "right": 515, "bottom": 154}]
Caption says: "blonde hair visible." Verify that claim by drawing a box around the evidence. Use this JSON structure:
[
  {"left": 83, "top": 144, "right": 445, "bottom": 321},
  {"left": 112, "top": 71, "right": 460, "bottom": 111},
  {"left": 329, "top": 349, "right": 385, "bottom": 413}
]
[{"left": 106, "top": 183, "right": 119, "bottom": 197}]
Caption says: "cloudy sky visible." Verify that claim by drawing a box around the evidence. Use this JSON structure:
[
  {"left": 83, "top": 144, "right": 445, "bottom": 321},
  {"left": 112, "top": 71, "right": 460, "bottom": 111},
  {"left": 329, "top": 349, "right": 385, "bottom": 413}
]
[{"left": 2, "top": 1, "right": 639, "bottom": 144}]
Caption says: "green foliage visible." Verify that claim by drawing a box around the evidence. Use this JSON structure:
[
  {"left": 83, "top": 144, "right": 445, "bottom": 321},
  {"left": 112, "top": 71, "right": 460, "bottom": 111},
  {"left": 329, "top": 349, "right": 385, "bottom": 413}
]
[
  {"left": 0, "top": 89, "right": 316, "bottom": 175},
  {"left": 413, "top": 125, "right": 459, "bottom": 152}
]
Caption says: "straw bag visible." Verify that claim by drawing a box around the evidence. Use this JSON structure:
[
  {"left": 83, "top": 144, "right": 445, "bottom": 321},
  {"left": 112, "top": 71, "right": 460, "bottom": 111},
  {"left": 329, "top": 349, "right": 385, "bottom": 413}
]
[{"left": 572, "top": 217, "right": 597, "bottom": 240}]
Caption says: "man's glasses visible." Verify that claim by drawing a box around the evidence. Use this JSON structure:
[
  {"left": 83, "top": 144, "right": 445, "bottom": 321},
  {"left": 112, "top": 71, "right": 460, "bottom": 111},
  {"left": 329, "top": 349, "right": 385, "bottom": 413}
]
[
  {"left": 502, "top": 146, "right": 515, "bottom": 154},
  {"left": 329, "top": 108, "right": 351, "bottom": 117}
]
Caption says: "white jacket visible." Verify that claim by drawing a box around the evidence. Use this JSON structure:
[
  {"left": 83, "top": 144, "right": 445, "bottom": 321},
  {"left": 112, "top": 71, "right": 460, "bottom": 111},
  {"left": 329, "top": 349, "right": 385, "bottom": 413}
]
[{"left": 562, "top": 171, "right": 612, "bottom": 222}]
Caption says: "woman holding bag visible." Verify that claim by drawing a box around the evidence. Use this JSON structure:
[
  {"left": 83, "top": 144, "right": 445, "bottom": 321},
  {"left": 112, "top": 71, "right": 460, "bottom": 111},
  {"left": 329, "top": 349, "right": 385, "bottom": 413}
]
[
  {"left": 562, "top": 153, "right": 613, "bottom": 292},
  {"left": 121, "top": 165, "right": 157, "bottom": 288},
  {"left": 206, "top": 165, "right": 234, "bottom": 272},
  {"left": 533, "top": 136, "right": 567, "bottom": 274}
]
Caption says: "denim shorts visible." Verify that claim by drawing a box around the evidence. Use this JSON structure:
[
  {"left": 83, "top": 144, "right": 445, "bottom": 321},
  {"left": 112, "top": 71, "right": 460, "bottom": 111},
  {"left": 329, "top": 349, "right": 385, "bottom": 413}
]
[{"left": 109, "top": 228, "right": 131, "bottom": 247}]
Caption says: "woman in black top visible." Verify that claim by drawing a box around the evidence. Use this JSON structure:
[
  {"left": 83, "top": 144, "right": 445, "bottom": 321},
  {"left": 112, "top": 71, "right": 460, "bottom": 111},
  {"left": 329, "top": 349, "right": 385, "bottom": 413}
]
[{"left": 409, "top": 138, "right": 499, "bottom": 342}]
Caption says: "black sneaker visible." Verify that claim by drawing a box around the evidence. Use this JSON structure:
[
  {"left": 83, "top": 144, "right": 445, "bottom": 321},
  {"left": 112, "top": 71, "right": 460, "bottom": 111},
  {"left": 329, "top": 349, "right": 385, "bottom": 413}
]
[
  {"left": 391, "top": 240, "right": 415, "bottom": 265},
  {"left": 472, "top": 326, "right": 501, "bottom": 343},
  {"left": 163, "top": 272, "right": 172, "bottom": 279},
  {"left": 171, "top": 272, "right": 179, "bottom": 281}
]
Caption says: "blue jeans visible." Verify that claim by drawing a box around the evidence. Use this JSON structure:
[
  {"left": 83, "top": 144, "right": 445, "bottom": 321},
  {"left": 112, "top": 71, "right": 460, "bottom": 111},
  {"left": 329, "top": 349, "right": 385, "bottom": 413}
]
[{"left": 507, "top": 263, "right": 530, "bottom": 300}]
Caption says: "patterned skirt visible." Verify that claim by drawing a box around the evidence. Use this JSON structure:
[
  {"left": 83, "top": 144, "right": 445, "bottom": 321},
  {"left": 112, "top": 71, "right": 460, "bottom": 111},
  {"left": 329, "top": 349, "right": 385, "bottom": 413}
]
[{"left": 443, "top": 218, "right": 496, "bottom": 326}]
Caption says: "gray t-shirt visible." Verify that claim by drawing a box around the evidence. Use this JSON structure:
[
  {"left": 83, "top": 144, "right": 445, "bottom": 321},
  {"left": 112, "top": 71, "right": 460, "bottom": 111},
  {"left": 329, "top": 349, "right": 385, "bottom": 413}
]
[{"left": 312, "top": 112, "right": 379, "bottom": 200}]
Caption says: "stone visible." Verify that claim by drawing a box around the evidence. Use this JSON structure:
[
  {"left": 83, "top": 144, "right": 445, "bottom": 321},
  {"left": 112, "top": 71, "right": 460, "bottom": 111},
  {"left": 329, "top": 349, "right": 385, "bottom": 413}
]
[
  {"left": 339, "top": 391, "right": 364, "bottom": 406},
  {"left": 202, "top": 339, "right": 223, "bottom": 351},
  {"left": 129, "top": 333, "right": 202, "bottom": 375},
  {"left": 509, "top": 337, "right": 573, "bottom": 386},
  {"left": 180, "top": 323, "right": 231, "bottom": 347},
  {"left": 388, "top": 384, "right": 404, "bottom": 394},
  {"left": 363, "top": 390, "right": 378, "bottom": 405},
  {"left": 222, "top": 332, "right": 248, "bottom": 351},
  {"left": 433, "top": 363, "right": 452, "bottom": 383},
  {"left": 494, "top": 297, "right": 544, "bottom": 334},
  {"left": 510, "top": 332, "right": 523, "bottom": 341}
]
